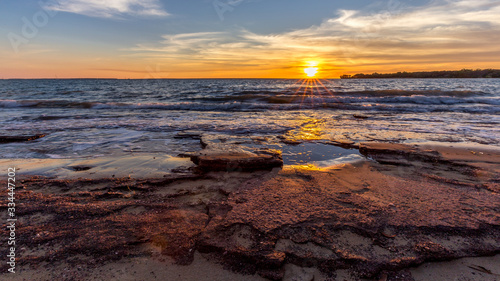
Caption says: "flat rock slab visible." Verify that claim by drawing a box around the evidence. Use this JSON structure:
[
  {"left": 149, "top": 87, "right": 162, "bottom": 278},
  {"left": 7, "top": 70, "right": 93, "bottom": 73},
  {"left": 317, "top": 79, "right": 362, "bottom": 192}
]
[
  {"left": 174, "top": 131, "right": 204, "bottom": 140},
  {"left": 190, "top": 145, "right": 283, "bottom": 172}
]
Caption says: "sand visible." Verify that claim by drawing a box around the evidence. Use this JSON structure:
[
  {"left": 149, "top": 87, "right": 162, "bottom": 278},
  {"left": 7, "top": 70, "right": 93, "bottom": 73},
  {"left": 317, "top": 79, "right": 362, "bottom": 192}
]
[{"left": 1, "top": 142, "right": 499, "bottom": 281}]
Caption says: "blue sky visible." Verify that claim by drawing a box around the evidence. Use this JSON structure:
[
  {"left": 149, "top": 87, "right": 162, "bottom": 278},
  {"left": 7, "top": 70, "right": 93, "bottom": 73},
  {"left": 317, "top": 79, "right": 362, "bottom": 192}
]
[
  {"left": 1, "top": 0, "right": 499, "bottom": 78},
  {"left": 2, "top": 0, "right": 415, "bottom": 47}
]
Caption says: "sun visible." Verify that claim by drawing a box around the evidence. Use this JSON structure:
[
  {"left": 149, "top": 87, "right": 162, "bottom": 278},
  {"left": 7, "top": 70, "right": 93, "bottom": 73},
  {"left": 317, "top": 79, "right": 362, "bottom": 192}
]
[
  {"left": 304, "top": 67, "right": 318, "bottom": 77},
  {"left": 303, "top": 61, "right": 319, "bottom": 78}
]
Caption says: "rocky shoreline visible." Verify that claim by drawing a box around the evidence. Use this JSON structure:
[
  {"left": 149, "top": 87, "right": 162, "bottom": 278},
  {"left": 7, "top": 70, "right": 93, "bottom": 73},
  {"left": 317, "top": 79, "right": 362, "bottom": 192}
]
[{"left": 1, "top": 142, "right": 499, "bottom": 280}]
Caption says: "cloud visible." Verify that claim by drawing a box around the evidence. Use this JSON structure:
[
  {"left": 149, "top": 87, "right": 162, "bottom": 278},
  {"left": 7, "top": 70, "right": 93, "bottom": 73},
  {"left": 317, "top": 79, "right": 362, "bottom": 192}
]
[
  {"left": 45, "top": 0, "right": 169, "bottom": 18},
  {"left": 130, "top": 0, "right": 500, "bottom": 74}
]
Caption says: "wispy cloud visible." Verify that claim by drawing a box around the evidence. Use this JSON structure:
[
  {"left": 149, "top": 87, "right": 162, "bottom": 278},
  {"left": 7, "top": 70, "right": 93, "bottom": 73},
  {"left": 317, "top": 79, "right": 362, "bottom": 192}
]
[
  {"left": 45, "top": 0, "right": 169, "bottom": 18},
  {"left": 130, "top": 0, "right": 500, "bottom": 75}
]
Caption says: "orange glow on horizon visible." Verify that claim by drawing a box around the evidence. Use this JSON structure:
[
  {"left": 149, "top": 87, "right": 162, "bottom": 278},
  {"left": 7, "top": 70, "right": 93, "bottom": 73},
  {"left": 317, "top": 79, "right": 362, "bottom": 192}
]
[{"left": 3, "top": 53, "right": 500, "bottom": 79}]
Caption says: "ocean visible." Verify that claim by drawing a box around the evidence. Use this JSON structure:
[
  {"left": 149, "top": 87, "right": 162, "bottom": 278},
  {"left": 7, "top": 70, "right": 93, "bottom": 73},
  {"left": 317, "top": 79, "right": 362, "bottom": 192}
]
[{"left": 1, "top": 78, "right": 499, "bottom": 165}]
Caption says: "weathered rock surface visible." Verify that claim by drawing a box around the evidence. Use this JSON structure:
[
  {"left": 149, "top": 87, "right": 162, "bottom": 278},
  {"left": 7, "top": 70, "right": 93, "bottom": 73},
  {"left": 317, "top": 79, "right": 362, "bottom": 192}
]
[
  {"left": 2, "top": 143, "right": 500, "bottom": 280},
  {"left": 191, "top": 135, "right": 284, "bottom": 172},
  {"left": 190, "top": 145, "right": 283, "bottom": 172},
  {"left": 197, "top": 158, "right": 500, "bottom": 279},
  {"left": 353, "top": 114, "right": 369, "bottom": 119},
  {"left": 359, "top": 142, "right": 439, "bottom": 165},
  {"left": 322, "top": 139, "right": 358, "bottom": 149},
  {"left": 174, "top": 130, "right": 204, "bottom": 140},
  {"left": 0, "top": 134, "right": 45, "bottom": 143}
]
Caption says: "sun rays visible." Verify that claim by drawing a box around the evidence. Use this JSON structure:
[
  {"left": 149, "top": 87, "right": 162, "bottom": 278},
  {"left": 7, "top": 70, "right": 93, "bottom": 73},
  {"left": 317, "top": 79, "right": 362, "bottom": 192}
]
[{"left": 285, "top": 77, "right": 342, "bottom": 109}]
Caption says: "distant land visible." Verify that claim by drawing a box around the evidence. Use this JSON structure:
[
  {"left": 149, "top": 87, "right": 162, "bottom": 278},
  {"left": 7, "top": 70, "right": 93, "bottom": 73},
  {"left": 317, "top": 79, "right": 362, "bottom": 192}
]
[{"left": 340, "top": 69, "right": 500, "bottom": 79}]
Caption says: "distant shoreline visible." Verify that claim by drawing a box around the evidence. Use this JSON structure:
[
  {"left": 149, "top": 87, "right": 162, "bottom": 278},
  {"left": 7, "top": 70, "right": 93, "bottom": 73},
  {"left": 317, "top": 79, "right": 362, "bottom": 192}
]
[{"left": 341, "top": 69, "right": 500, "bottom": 79}]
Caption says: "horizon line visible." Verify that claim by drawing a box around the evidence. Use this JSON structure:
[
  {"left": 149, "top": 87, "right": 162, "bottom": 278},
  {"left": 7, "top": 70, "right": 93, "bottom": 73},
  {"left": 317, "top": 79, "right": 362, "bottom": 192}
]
[{"left": 0, "top": 77, "right": 342, "bottom": 80}]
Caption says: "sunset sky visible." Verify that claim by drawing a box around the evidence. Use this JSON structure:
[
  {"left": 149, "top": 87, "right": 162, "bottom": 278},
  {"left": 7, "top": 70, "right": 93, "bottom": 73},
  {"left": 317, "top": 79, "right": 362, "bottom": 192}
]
[{"left": 1, "top": 0, "right": 499, "bottom": 79}]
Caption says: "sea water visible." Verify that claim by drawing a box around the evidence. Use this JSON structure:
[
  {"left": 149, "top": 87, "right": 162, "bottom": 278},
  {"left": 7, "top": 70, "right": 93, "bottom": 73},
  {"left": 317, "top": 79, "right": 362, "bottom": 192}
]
[{"left": 1, "top": 78, "right": 498, "bottom": 164}]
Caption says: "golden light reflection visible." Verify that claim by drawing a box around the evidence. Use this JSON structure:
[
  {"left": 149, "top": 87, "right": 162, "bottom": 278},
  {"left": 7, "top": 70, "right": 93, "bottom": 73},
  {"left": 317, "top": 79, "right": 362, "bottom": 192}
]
[
  {"left": 296, "top": 118, "right": 324, "bottom": 140},
  {"left": 281, "top": 117, "right": 325, "bottom": 143},
  {"left": 281, "top": 63, "right": 346, "bottom": 143},
  {"left": 285, "top": 164, "right": 323, "bottom": 172}
]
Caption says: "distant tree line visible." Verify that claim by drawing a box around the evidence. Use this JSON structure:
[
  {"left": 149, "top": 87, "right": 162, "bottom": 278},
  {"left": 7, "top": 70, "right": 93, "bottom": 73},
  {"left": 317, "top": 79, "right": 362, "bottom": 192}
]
[{"left": 341, "top": 69, "right": 500, "bottom": 79}]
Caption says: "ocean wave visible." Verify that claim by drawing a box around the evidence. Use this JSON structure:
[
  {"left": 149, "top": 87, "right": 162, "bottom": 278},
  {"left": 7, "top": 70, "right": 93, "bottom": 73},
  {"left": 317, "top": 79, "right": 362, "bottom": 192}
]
[
  {"left": 225, "top": 89, "right": 489, "bottom": 97},
  {"left": 1, "top": 96, "right": 498, "bottom": 114},
  {"left": 191, "top": 89, "right": 497, "bottom": 105},
  {"left": 336, "top": 89, "right": 488, "bottom": 97},
  {"left": 0, "top": 100, "right": 98, "bottom": 108}
]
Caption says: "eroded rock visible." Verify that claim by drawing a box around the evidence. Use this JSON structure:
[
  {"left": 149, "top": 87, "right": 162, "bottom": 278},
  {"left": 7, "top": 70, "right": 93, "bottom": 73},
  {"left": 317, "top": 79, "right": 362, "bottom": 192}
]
[
  {"left": 0, "top": 134, "right": 45, "bottom": 143},
  {"left": 190, "top": 145, "right": 283, "bottom": 172},
  {"left": 174, "top": 130, "right": 204, "bottom": 140},
  {"left": 4, "top": 143, "right": 500, "bottom": 280}
]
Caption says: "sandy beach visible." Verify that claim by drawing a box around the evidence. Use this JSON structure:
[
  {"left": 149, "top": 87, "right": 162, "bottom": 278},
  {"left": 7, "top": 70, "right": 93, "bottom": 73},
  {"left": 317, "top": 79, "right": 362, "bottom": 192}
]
[{"left": 1, "top": 141, "right": 499, "bottom": 281}]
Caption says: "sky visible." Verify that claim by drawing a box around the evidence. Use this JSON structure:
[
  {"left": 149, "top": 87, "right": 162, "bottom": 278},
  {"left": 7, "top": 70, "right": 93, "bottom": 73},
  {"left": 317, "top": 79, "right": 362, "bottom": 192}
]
[{"left": 0, "top": 0, "right": 499, "bottom": 78}]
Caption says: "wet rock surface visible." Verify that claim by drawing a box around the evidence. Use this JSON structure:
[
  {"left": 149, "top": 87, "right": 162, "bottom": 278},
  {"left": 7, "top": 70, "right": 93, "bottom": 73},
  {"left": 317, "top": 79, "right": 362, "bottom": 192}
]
[
  {"left": 191, "top": 135, "right": 284, "bottom": 172},
  {"left": 1, "top": 143, "right": 500, "bottom": 280},
  {"left": 190, "top": 146, "right": 283, "bottom": 172},
  {"left": 0, "top": 134, "right": 45, "bottom": 143},
  {"left": 174, "top": 130, "right": 204, "bottom": 140}
]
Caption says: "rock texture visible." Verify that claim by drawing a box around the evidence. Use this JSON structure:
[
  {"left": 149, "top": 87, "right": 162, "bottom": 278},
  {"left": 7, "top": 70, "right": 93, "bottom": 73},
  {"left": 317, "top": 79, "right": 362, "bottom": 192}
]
[
  {"left": 0, "top": 134, "right": 45, "bottom": 143},
  {"left": 1, "top": 143, "right": 499, "bottom": 280},
  {"left": 190, "top": 148, "right": 283, "bottom": 172},
  {"left": 190, "top": 138, "right": 284, "bottom": 172}
]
